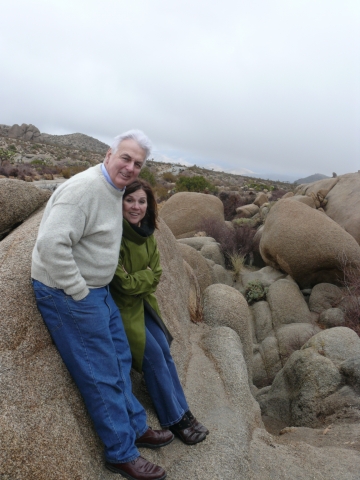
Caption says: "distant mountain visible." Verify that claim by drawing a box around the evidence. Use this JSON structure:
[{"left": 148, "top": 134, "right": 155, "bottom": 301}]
[
  {"left": 295, "top": 173, "right": 330, "bottom": 184},
  {"left": 41, "top": 132, "right": 109, "bottom": 154},
  {"left": 0, "top": 123, "right": 109, "bottom": 155}
]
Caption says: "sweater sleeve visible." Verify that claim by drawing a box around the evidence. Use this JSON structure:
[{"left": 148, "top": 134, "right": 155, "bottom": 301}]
[
  {"left": 34, "top": 203, "right": 89, "bottom": 300},
  {"left": 111, "top": 241, "right": 162, "bottom": 297}
]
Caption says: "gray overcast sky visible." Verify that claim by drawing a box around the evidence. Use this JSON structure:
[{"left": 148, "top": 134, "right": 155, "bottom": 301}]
[{"left": 1, "top": 0, "right": 359, "bottom": 181}]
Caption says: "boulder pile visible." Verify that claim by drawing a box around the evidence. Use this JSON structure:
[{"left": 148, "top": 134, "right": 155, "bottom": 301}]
[{"left": 2, "top": 180, "right": 360, "bottom": 479}]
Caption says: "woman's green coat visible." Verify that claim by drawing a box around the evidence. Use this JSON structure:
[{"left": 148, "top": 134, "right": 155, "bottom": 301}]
[{"left": 110, "top": 219, "right": 162, "bottom": 372}]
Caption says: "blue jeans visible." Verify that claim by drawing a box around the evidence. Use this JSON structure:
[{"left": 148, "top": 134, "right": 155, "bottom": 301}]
[
  {"left": 142, "top": 312, "right": 189, "bottom": 427},
  {"left": 32, "top": 280, "right": 148, "bottom": 463}
]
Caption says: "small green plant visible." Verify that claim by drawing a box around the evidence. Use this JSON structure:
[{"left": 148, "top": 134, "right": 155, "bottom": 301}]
[
  {"left": 31, "top": 158, "right": 47, "bottom": 165},
  {"left": 229, "top": 253, "right": 245, "bottom": 280},
  {"left": 233, "top": 218, "right": 256, "bottom": 227},
  {"left": 176, "top": 175, "right": 216, "bottom": 193},
  {"left": 245, "top": 280, "right": 268, "bottom": 304},
  {"left": 8, "top": 144, "right": 17, "bottom": 151},
  {"left": 139, "top": 166, "right": 156, "bottom": 186},
  {"left": 0, "top": 148, "right": 16, "bottom": 165}
]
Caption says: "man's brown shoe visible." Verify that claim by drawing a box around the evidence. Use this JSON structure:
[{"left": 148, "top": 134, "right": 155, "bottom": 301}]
[
  {"left": 106, "top": 456, "right": 166, "bottom": 480},
  {"left": 135, "top": 427, "right": 174, "bottom": 449}
]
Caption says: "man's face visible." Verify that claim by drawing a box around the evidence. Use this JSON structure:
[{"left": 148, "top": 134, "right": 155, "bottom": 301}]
[{"left": 104, "top": 139, "right": 146, "bottom": 189}]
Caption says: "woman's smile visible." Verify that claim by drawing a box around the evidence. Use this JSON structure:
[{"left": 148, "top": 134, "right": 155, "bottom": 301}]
[{"left": 123, "top": 188, "right": 148, "bottom": 226}]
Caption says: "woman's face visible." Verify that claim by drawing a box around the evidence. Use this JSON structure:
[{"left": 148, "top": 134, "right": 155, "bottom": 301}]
[{"left": 123, "top": 188, "right": 148, "bottom": 226}]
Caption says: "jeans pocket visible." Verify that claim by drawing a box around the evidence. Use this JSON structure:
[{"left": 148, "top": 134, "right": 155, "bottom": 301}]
[{"left": 35, "top": 294, "right": 63, "bottom": 333}]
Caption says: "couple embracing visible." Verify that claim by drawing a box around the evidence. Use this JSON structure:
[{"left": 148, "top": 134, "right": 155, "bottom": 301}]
[{"left": 31, "top": 130, "right": 208, "bottom": 480}]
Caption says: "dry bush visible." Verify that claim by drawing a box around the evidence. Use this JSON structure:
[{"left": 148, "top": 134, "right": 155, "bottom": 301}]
[
  {"left": 229, "top": 252, "right": 245, "bottom": 280},
  {"left": 340, "top": 256, "right": 360, "bottom": 336},
  {"left": 16, "top": 164, "right": 36, "bottom": 180},
  {"left": 162, "top": 171, "right": 177, "bottom": 182},
  {"left": 198, "top": 218, "right": 257, "bottom": 268},
  {"left": 218, "top": 191, "right": 254, "bottom": 220},
  {"left": 61, "top": 168, "right": 71, "bottom": 179},
  {"left": 154, "top": 184, "right": 170, "bottom": 202},
  {"left": 0, "top": 163, "right": 19, "bottom": 177},
  {"left": 269, "top": 188, "right": 288, "bottom": 201}
]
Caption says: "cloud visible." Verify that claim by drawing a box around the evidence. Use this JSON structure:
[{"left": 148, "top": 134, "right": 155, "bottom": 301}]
[{"left": 0, "top": 0, "right": 359, "bottom": 178}]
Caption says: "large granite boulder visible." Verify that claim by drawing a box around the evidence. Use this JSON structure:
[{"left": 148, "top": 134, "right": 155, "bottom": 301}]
[
  {"left": 308, "top": 283, "right": 344, "bottom": 313},
  {"left": 177, "top": 242, "right": 213, "bottom": 294},
  {"left": 324, "top": 173, "right": 360, "bottom": 245},
  {"left": 3, "top": 198, "right": 360, "bottom": 478},
  {"left": 267, "top": 279, "right": 313, "bottom": 328},
  {"left": 259, "top": 198, "right": 360, "bottom": 288},
  {"left": 159, "top": 192, "right": 224, "bottom": 238},
  {"left": 0, "top": 178, "right": 51, "bottom": 239},
  {"left": 236, "top": 203, "right": 259, "bottom": 217},
  {"left": 294, "top": 177, "right": 339, "bottom": 197},
  {"left": 203, "top": 284, "right": 253, "bottom": 385},
  {"left": 0, "top": 215, "right": 200, "bottom": 479},
  {"left": 259, "top": 327, "right": 360, "bottom": 427}
]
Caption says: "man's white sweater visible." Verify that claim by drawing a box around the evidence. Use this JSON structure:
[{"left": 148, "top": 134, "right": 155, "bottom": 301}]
[{"left": 31, "top": 164, "right": 124, "bottom": 300}]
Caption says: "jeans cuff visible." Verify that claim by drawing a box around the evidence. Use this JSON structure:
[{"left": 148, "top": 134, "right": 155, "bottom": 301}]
[
  {"left": 137, "top": 424, "right": 149, "bottom": 439},
  {"left": 106, "top": 451, "right": 140, "bottom": 464},
  {"left": 160, "top": 409, "right": 185, "bottom": 428}
]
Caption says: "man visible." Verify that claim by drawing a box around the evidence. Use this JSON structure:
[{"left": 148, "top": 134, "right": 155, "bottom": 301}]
[{"left": 31, "top": 130, "right": 172, "bottom": 480}]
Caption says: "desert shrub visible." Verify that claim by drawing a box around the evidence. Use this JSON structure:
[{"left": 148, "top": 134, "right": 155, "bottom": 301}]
[
  {"left": 176, "top": 175, "right": 216, "bottom": 194},
  {"left": 229, "top": 252, "right": 245, "bottom": 280},
  {"left": 247, "top": 182, "right": 268, "bottom": 191},
  {"left": 339, "top": 259, "right": 360, "bottom": 336},
  {"left": 245, "top": 280, "right": 268, "bottom": 304},
  {"left": 139, "top": 167, "right": 156, "bottom": 186},
  {"left": 8, "top": 144, "right": 17, "bottom": 151},
  {"left": 0, "top": 164, "right": 18, "bottom": 177},
  {"left": 234, "top": 224, "right": 257, "bottom": 258},
  {"left": 218, "top": 191, "right": 255, "bottom": 220},
  {"left": 31, "top": 158, "right": 47, "bottom": 165},
  {"left": 269, "top": 189, "right": 288, "bottom": 201},
  {"left": 62, "top": 168, "right": 71, "bottom": 179},
  {"left": 0, "top": 148, "right": 16, "bottom": 165},
  {"left": 198, "top": 218, "right": 257, "bottom": 268},
  {"left": 154, "top": 184, "right": 170, "bottom": 202},
  {"left": 162, "top": 171, "right": 177, "bottom": 182}
]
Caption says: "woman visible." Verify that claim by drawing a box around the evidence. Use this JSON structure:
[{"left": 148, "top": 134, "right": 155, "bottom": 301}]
[{"left": 110, "top": 179, "right": 208, "bottom": 445}]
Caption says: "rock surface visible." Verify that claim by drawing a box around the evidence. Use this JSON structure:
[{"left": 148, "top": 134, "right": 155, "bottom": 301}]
[
  {"left": 324, "top": 173, "right": 360, "bottom": 245},
  {"left": 177, "top": 242, "right": 213, "bottom": 294},
  {"left": 260, "top": 198, "right": 360, "bottom": 288},
  {"left": 159, "top": 191, "right": 224, "bottom": 238},
  {"left": 203, "top": 284, "right": 253, "bottom": 385},
  {"left": 0, "top": 178, "right": 51, "bottom": 238},
  {"left": 260, "top": 327, "right": 360, "bottom": 429}
]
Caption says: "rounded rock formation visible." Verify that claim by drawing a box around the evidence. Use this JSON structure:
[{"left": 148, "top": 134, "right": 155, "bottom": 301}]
[
  {"left": 159, "top": 192, "right": 224, "bottom": 238},
  {"left": 259, "top": 198, "right": 360, "bottom": 288}
]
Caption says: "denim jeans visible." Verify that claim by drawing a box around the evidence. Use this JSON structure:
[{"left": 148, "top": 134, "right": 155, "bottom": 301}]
[
  {"left": 142, "top": 312, "right": 189, "bottom": 427},
  {"left": 32, "top": 279, "right": 148, "bottom": 463}
]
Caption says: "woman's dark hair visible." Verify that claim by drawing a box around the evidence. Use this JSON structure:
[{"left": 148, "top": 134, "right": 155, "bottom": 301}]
[{"left": 123, "top": 179, "right": 159, "bottom": 229}]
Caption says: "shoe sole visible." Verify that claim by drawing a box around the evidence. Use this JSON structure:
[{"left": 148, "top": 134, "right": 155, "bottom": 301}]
[
  {"left": 105, "top": 463, "right": 167, "bottom": 480},
  {"left": 135, "top": 434, "right": 174, "bottom": 449}
]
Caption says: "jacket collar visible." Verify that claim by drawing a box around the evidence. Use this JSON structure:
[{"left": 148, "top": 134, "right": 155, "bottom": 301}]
[{"left": 123, "top": 218, "right": 154, "bottom": 245}]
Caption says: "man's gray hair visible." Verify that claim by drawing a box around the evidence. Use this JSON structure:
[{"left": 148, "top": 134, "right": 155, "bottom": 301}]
[{"left": 111, "top": 129, "right": 152, "bottom": 160}]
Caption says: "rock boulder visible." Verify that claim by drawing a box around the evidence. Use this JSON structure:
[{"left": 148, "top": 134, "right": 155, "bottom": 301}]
[
  {"left": 259, "top": 198, "right": 360, "bottom": 288},
  {"left": 159, "top": 192, "right": 224, "bottom": 238},
  {"left": 0, "top": 178, "right": 51, "bottom": 239}
]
